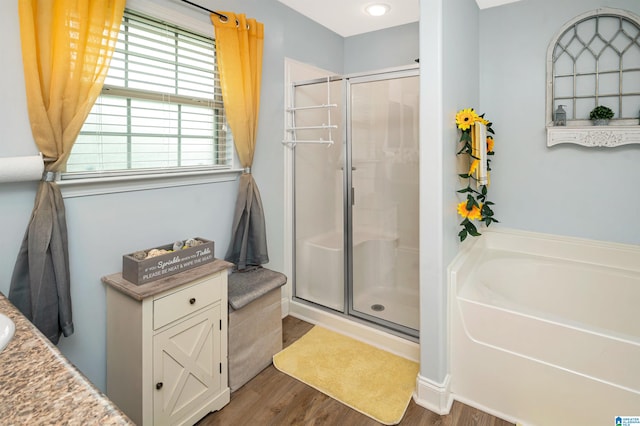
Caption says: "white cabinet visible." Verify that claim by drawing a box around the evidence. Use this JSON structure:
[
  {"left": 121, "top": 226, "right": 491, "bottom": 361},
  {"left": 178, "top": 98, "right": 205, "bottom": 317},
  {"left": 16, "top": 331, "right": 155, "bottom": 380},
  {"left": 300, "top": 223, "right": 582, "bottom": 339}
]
[{"left": 103, "top": 260, "right": 232, "bottom": 426}]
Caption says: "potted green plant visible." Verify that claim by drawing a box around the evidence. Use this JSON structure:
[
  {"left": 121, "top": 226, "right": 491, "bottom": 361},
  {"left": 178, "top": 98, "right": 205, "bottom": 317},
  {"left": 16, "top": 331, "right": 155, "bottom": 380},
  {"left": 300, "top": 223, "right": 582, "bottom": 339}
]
[{"left": 589, "top": 105, "right": 614, "bottom": 125}]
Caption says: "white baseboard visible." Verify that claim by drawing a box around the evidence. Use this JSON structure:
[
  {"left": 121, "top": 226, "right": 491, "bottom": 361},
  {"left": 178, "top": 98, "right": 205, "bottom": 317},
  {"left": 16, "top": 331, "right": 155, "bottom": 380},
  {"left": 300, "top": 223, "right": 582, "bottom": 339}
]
[
  {"left": 281, "top": 296, "right": 290, "bottom": 318},
  {"left": 413, "top": 374, "right": 453, "bottom": 415}
]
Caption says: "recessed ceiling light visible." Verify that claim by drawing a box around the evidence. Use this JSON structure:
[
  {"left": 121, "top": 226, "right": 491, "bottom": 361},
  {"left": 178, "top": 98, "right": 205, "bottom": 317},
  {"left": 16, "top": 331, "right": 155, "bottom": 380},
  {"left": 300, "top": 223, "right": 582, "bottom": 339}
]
[{"left": 365, "top": 4, "right": 390, "bottom": 17}]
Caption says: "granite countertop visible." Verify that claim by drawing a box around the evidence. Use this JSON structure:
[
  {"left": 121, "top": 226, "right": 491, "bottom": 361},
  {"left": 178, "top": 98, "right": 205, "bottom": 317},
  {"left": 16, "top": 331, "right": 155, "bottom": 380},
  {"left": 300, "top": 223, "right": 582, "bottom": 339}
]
[{"left": 0, "top": 292, "right": 133, "bottom": 425}]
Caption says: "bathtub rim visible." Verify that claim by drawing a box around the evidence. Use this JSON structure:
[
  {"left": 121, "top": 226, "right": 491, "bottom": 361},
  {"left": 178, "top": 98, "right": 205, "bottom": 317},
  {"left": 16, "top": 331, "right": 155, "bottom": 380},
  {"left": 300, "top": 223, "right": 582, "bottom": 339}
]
[
  {"left": 458, "top": 285, "right": 640, "bottom": 347},
  {"left": 467, "top": 251, "right": 640, "bottom": 344},
  {"left": 449, "top": 227, "right": 640, "bottom": 345},
  {"left": 448, "top": 227, "right": 640, "bottom": 402},
  {"left": 449, "top": 227, "right": 640, "bottom": 340},
  {"left": 456, "top": 227, "right": 640, "bottom": 273}
]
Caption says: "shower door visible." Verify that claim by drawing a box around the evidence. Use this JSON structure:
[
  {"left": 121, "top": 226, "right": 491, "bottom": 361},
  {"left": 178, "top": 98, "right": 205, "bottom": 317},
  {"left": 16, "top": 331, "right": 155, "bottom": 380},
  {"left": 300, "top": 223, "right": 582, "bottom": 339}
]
[
  {"left": 292, "top": 78, "right": 345, "bottom": 312},
  {"left": 293, "top": 68, "right": 419, "bottom": 337},
  {"left": 346, "top": 71, "right": 419, "bottom": 336}
]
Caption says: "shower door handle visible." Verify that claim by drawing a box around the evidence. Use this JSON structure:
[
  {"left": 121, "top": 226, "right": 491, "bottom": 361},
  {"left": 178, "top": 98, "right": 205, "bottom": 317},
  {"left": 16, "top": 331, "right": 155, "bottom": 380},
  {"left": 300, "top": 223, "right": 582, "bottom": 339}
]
[{"left": 351, "top": 187, "right": 355, "bottom": 206}]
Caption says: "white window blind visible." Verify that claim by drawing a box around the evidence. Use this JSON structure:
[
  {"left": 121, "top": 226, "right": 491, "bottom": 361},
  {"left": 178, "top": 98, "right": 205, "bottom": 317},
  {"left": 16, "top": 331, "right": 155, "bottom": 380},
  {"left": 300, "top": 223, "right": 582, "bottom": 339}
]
[{"left": 67, "top": 9, "right": 231, "bottom": 177}]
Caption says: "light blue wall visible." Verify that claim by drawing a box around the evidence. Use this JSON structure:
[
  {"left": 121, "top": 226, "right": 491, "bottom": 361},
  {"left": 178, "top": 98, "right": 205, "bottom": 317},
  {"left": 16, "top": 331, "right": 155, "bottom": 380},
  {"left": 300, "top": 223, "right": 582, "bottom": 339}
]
[
  {"left": 249, "top": 2, "right": 344, "bottom": 275},
  {"left": 479, "top": 0, "right": 640, "bottom": 245},
  {"left": 418, "top": 0, "right": 480, "bottom": 389},
  {"left": 0, "top": 0, "right": 416, "bottom": 392},
  {"left": 0, "top": 0, "right": 39, "bottom": 361},
  {"left": 444, "top": 0, "right": 480, "bottom": 283},
  {"left": 0, "top": 0, "right": 345, "bottom": 391},
  {"left": 345, "top": 22, "right": 419, "bottom": 74},
  {"left": 0, "top": 2, "right": 39, "bottom": 311},
  {"left": 417, "top": 0, "right": 640, "bottom": 393},
  {"left": 12, "top": 0, "right": 634, "bottom": 411}
]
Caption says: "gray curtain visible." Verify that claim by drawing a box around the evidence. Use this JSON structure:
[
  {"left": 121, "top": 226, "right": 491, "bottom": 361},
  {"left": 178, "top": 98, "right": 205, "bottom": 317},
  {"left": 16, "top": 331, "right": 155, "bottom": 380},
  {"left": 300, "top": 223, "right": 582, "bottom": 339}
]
[
  {"left": 225, "top": 173, "right": 269, "bottom": 270},
  {"left": 12, "top": 0, "right": 124, "bottom": 344},
  {"left": 9, "top": 181, "right": 73, "bottom": 344}
]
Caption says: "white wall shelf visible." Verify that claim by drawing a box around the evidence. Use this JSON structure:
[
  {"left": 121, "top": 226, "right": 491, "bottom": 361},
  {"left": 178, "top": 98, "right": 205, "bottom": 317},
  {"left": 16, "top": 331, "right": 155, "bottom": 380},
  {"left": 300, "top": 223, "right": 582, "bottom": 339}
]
[{"left": 546, "top": 125, "right": 640, "bottom": 148}]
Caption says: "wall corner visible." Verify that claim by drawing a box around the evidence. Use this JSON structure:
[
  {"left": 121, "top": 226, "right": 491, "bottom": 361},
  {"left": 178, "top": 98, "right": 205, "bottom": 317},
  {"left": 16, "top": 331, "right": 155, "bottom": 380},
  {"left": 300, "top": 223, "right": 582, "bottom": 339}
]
[{"left": 414, "top": 373, "right": 453, "bottom": 415}]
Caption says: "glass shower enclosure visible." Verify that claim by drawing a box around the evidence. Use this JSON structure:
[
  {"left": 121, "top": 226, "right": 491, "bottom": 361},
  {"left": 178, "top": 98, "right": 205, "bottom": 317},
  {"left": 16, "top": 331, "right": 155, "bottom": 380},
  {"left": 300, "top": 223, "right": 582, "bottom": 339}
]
[{"left": 290, "top": 68, "right": 419, "bottom": 338}]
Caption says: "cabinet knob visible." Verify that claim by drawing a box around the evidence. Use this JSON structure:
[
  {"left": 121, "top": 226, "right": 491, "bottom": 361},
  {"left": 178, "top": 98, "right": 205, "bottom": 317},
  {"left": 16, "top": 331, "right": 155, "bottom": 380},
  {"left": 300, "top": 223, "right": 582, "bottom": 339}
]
[
  {"left": 156, "top": 382, "right": 163, "bottom": 390},
  {"left": 189, "top": 297, "right": 196, "bottom": 305}
]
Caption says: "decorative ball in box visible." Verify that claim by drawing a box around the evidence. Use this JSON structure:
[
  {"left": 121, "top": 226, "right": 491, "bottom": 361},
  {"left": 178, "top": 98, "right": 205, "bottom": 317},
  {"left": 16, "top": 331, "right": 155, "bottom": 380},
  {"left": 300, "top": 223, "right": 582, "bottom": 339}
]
[{"left": 122, "top": 238, "right": 214, "bottom": 285}]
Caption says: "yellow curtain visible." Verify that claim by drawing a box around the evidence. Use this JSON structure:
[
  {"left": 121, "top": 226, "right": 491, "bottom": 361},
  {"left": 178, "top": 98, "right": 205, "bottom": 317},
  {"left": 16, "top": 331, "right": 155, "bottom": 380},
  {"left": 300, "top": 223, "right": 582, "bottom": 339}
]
[
  {"left": 211, "top": 12, "right": 268, "bottom": 269},
  {"left": 10, "top": 0, "right": 124, "bottom": 344},
  {"left": 19, "top": 0, "right": 124, "bottom": 171},
  {"left": 212, "top": 12, "right": 263, "bottom": 169}
]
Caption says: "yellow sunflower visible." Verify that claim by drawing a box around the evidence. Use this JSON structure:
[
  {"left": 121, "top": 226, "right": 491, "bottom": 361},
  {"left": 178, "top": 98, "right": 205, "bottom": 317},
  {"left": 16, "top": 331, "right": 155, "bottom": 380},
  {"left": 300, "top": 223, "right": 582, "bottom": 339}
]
[
  {"left": 455, "top": 108, "right": 479, "bottom": 131},
  {"left": 476, "top": 116, "right": 489, "bottom": 126},
  {"left": 457, "top": 201, "right": 482, "bottom": 220},
  {"left": 468, "top": 159, "right": 479, "bottom": 175},
  {"left": 487, "top": 136, "right": 495, "bottom": 153}
]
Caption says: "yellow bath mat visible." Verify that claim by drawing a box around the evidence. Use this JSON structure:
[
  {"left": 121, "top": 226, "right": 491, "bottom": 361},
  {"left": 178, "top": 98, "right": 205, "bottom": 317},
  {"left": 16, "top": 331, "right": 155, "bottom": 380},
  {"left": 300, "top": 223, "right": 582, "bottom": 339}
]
[{"left": 272, "top": 326, "right": 419, "bottom": 425}]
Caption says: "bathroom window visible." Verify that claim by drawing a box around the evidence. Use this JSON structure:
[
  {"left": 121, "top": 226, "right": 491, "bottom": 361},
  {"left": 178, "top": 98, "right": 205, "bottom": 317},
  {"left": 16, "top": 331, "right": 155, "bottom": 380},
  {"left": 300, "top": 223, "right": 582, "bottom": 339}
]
[
  {"left": 547, "top": 8, "right": 640, "bottom": 126},
  {"left": 66, "top": 9, "right": 231, "bottom": 177}
]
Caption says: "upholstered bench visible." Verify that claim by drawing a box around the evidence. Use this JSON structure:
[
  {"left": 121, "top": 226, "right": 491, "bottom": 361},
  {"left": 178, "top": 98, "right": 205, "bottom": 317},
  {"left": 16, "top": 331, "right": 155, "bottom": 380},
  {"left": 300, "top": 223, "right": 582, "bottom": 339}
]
[{"left": 227, "top": 267, "right": 287, "bottom": 392}]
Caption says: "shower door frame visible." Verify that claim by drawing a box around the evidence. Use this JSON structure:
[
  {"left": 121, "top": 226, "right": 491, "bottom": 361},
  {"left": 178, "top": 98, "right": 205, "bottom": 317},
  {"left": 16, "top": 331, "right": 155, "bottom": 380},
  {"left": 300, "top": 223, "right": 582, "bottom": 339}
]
[
  {"left": 344, "top": 68, "right": 420, "bottom": 338},
  {"left": 291, "top": 65, "right": 420, "bottom": 339}
]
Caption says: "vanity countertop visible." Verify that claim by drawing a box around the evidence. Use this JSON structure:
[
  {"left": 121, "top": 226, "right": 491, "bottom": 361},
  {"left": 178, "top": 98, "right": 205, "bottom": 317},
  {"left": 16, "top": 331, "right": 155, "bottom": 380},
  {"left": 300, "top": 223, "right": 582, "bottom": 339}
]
[
  {"left": 102, "top": 258, "right": 233, "bottom": 301},
  {"left": 0, "top": 292, "right": 133, "bottom": 425}
]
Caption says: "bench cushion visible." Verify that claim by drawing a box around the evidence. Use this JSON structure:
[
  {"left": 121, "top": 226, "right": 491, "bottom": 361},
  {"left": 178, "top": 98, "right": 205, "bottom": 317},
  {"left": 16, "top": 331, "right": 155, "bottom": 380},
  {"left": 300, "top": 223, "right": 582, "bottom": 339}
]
[{"left": 227, "top": 267, "right": 287, "bottom": 310}]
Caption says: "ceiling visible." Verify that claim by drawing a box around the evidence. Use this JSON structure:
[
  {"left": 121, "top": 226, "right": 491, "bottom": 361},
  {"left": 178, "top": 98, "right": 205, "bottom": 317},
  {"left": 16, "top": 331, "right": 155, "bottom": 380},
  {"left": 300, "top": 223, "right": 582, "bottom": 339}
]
[
  {"left": 277, "top": 0, "right": 522, "bottom": 37},
  {"left": 278, "top": 0, "right": 418, "bottom": 37}
]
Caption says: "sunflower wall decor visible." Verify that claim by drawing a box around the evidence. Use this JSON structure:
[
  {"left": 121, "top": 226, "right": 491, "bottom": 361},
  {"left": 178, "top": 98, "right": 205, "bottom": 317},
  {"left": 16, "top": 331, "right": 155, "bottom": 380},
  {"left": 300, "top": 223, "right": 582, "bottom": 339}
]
[{"left": 455, "top": 108, "right": 498, "bottom": 241}]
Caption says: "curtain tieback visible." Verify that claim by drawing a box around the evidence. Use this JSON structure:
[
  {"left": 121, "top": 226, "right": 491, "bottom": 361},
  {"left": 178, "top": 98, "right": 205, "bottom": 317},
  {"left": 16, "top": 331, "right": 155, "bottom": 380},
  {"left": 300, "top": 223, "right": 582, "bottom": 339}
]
[
  {"left": 42, "top": 171, "right": 58, "bottom": 182},
  {"left": 244, "top": 167, "right": 251, "bottom": 174}
]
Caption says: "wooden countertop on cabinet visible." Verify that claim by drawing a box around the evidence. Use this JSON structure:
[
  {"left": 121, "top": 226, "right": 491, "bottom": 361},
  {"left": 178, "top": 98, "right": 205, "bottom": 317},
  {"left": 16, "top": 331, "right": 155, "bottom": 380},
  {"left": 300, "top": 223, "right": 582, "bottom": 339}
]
[{"left": 102, "top": 259, "right": 233, "bottom": 426}]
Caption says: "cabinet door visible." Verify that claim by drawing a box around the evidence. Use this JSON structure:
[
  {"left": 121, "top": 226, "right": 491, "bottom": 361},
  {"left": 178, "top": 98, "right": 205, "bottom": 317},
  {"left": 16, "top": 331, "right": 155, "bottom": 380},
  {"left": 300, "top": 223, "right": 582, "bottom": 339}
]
[{"left": 153, "top": 304, "right": 222, "bottom": 425}]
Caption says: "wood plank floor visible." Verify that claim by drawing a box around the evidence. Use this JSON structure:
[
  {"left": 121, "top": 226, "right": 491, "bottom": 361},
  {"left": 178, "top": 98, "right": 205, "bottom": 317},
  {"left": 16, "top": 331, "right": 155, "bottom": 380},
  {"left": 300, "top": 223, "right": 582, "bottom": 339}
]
[{"left": 198, "top": 316, "right": 513, "bottom": 426}]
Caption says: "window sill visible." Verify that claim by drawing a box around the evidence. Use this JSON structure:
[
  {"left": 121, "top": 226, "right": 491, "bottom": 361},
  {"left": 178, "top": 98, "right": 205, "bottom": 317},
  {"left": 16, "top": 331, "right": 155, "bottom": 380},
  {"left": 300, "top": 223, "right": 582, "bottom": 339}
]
[
  {"left": 58, "top": 168, "right": 243, "bottom": 198},
  {"left": 546, "top": 125, "right": 640, "bottom": 148}
]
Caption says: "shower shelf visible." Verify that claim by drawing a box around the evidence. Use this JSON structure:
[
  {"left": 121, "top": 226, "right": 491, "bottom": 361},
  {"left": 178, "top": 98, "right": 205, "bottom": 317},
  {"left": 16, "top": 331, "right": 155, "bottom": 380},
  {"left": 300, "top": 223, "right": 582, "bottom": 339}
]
[
  {"left": 282, "top": 121, "right": 337, "bottom": 147},
  {"left": 282, "top": 124, "right": 337, "bottom": 146},
  {"left": 283, "top": 76, "right": 337, "bottom": 148},
  {"left": 287, "top": 104, "right": 337, "bottom": 111},
  {"left": 286, "top": 125, "right": 338, "bottom": 131},
  {"left": 281, "top": 140, "right": 334, "bottom": 146}
]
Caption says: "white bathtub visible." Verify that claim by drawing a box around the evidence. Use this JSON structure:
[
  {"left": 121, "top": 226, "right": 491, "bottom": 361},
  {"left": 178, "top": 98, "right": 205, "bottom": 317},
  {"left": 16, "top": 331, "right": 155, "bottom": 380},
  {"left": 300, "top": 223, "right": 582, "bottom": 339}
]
[{"left": 449, "top": 228, "right": 640, "bottom": 426}]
